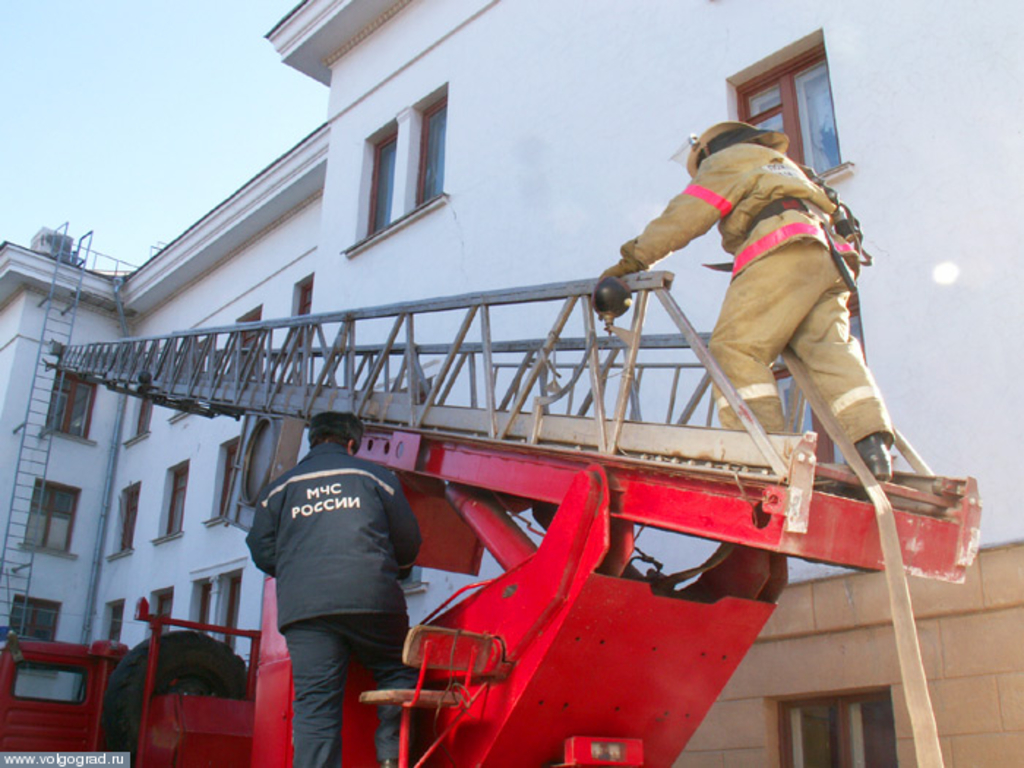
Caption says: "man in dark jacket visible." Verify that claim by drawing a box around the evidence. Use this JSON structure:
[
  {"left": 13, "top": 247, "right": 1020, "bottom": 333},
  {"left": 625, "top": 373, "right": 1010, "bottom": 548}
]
[{"left": 247, "top": 411, "right": 422, "bottom": 768}]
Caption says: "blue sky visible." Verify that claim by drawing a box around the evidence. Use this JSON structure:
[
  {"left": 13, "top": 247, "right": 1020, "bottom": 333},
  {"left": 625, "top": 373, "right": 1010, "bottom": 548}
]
[{"left": 0, "top": 1, "right": 326, "bottom": 268}]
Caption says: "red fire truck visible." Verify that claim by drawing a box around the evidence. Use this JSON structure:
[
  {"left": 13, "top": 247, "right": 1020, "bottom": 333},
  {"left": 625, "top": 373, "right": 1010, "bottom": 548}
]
[{"left": 1, "top": 274, "right": 979, "bottom": 766}]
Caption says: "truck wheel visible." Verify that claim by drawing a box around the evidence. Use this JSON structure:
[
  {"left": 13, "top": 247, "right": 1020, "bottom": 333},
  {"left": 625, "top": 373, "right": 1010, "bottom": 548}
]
[{"left": 101, "top": 631, "right": 248, "bottom": 753}]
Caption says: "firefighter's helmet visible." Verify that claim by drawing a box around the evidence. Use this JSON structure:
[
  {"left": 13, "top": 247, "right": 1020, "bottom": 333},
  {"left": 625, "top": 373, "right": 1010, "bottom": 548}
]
[{"left": 676, "top": 121, "right": 789, "bottom": 178}]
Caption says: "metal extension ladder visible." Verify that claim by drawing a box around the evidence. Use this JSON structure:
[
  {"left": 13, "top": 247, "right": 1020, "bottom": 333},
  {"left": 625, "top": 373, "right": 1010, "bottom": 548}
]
[{"left": 1, "top": 227, "right": 92, "bottom": 635}]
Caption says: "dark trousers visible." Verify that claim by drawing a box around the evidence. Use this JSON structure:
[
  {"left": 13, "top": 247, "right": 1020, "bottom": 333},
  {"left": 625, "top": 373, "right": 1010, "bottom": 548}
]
[{"left": 283, "top": 612, "right": 417, "bottom": 767}]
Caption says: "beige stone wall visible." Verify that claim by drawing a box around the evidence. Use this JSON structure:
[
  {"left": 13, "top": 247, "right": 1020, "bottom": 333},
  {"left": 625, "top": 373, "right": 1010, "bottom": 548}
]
[{"left": 674, "top": 543, "right": 1024, "bottom": 767}]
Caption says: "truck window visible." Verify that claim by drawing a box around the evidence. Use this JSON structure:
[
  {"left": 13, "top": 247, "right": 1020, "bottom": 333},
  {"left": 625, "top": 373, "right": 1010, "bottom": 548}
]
[{"left": 12, "top": 662, "right": 87, "bottom": 704}]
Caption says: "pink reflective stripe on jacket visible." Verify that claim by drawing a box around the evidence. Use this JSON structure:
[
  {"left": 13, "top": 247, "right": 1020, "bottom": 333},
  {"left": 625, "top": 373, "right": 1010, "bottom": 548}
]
[
  {"left": 732, "top": 222, "right": 856, "bottom": 276},
  {"left": 683, "top": 184, "right": 733, "bottom": 216}
]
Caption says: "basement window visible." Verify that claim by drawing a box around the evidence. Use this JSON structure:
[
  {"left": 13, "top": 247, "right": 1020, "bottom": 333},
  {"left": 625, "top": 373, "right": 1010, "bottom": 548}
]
[{"left": 780, "top": 690, "right": 897, "bottom": 767}]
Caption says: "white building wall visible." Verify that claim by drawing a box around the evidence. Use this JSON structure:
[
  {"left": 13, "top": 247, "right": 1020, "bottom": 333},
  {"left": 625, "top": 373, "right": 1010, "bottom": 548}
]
[
  {"left": 316, "top": 0, "right": 1023, "bottom": 553},
  {"left": 0, "top": 273, "right": 125, "bottom": 642}
]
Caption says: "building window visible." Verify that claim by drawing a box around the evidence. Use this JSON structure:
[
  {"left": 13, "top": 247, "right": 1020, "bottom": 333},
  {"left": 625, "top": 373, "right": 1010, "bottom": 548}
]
[
  {"left": 46, "top": 374, "right": 95, "bottom": 438},
  {"left": 195, "top": 580, "right": 213, "bottom": 625},
  {"left": 25, "top": 481, "right": 78, "bottom": 552},
  {"left": 295, "top": 276, "right": 314, "bottom": 316},
  {"left": 223, "top": 572, "right": 242, "bottom": 649},
  {"left": 10, "top": 596, "right": 60, "bottom": 641},
  {"left": 369, "top": 131, "right": 398, "bottom": 235},
  {"left": 781, "top": 691, "right": 898, "bottom": 767},
  {"left": 738, "top": 45, "right": 840, "bottom": 173},
  {"left": 165, "top": 462, "right": 189, "bottom": 536},
  {"left": 417, "top": 98, "right": 447, "bottom": 204},
  {"left": 135, "top": 399, "right": 152, "bottom": 437},
  {"left": 118, "top": 482, "right": 140, "bottom": 552},
  {"left": 152, "top": 589, "right": 174, "bottom": 632},
  {"left": 237, "top": 306, "right": 263, "bottom": 353},
  {"left": 218, "top": 439, "right": 240, "bottom": 519},
  {"left": 107, "top": 600, "right": 125, "bottom": 643}
]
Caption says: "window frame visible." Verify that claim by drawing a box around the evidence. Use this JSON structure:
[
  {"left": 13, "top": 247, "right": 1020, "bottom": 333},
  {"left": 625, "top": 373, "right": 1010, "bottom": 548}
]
[
  {"left": 223, "top": 572, "right": 243, "bottom": 649},
  {"left": 196, "top": 580, "right": 213, "bottom": 625},
  {"left": 218, "top": 438, "right": 240, "bottom": 519},
  {"left": 237, "top": 306, "right": 263, "bottom": 353},
  {"left": 10, "top": 596, "right": 61, "bottom": 641},
  {"left": 295, "top": 275, "right": 314, "bottom": 316},
  {"left": 135, "top": 399, "right": 153, "bottom": 437},
  {"left": 46, "top": 374, "right": 96, "bottom": 439},
  {"left": 417, "top": 97, "right": 448, "bottom": 205},
  {"left": 165, "top": 462, "right": 189, "bottom": 536},
  {"left": 779, "top": 690, "right": 898, "bottom": 768},
  {"left": 368, "top": 130, "right": 399, "bottom": 235},
  {"left": 153, "top": 588, "right": 174, "bottom": 627},
  {"left": 107, "top": 600, "right": 125, "bottom": 643},
  {"left": 26, "top": 480, "right": 79, "bottom": 552},
  {"left": 737, "top": 44, "right": 838, "bottom": 170},
  {"left": 119, "top": 482, "right": 140, "bottom": 552}
]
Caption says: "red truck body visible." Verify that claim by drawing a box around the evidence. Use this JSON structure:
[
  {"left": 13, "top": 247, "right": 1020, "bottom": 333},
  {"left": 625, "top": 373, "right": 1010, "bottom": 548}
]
[{"left": 0, "top": 638, "right": 124, "bottom": 753}]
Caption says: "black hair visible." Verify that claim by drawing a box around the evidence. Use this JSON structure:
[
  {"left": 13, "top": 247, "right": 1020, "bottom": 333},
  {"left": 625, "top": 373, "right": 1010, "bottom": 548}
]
[{"left": 308, "top": 411, "right": 364, "bottom": 449}]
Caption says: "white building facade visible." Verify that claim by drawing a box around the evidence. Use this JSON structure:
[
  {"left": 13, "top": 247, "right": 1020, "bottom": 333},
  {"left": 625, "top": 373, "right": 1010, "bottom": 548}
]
[{"left": 2, "top": 1, "right": 1022, "bottom": 764}]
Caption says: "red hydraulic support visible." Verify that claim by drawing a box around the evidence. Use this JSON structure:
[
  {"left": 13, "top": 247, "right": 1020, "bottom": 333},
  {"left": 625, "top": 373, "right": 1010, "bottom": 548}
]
[
  {"left": 364, "top": 427, "right": 979, "bottom": 584},
  {"left": 404, "top": 467, "right": 778, "bottom": 767},
  {"left": 445, "top": 483, "right": 538, "bottom": 570}
]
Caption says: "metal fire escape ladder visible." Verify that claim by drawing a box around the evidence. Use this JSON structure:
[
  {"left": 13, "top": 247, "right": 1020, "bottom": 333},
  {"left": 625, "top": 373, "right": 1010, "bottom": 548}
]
[{"left": 1, "top": 228, "right": 93, "bottom": 634}]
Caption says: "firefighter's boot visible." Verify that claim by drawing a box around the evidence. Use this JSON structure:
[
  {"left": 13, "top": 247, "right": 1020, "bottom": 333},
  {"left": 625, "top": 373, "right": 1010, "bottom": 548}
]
[{"left": 854, "top": 432, "right": 893, "bottom": 482}]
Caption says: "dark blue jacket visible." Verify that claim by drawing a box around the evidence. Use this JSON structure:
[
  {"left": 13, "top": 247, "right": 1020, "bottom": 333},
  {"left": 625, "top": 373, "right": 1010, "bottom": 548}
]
[{"left": 246, "top": 443, "right": 422, "bottom": 629}]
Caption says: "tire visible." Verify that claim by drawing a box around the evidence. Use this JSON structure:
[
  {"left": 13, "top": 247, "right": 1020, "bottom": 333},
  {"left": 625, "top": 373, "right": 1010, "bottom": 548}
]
[{"left": 101, "top": 631, "right": 248, "bottom": 754}]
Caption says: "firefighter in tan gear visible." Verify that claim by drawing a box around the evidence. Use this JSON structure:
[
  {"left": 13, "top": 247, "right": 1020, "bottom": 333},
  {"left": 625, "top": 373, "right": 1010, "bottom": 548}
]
[{"left": 603, "top": 121, "right": 895, "bottom": 479}]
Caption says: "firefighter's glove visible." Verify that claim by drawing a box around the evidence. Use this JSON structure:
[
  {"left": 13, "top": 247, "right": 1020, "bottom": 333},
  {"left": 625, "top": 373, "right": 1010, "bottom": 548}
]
[{"left": 600, "top": 253, "right": 646, "bottom": 280}]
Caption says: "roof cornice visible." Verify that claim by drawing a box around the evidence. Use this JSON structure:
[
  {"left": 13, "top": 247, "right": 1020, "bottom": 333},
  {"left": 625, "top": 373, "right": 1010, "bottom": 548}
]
[
  {"left": 0, "top": 243, "right": 122, "bottom": 316},
  {"left": 266, "top": 0, "right": 412, "bottom": 84}
]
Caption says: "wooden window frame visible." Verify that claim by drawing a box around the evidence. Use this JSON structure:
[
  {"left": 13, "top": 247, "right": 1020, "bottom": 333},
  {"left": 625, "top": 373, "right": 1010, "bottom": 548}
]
[
  {"left": 47, "top": 374, "right": 96, "bottom": 438},
  {"left": 417, "top": 97, "right": 448, "bottom": 205},
  {"left": 135, "top": 399, "right": 152, "bottom": 437},
  {"left": 119, "top": 482, "right": 140, "bottom": 551},
  {"left": 218, "top": 439, "right": 240, "bottom": 518},
  {"left": 224, "top": 572, "right": 243, "bottom": 649},
  {"left": 197, "top": 581, "right": 213, "bottom": 625},
  {"left": 154, "top": 589, "right": 174, "bottom": 620},
  {"left": 737, "top": 44, "right": 833, "bottom": 168},
  {"left": 107, "top": 600, "right": 125, "bottom": 643},
  {"left": 27, "top": 480, "right": 79, "bottom": 552},
  {"left": 295, "top": 276, "right": 314, "bottom": 316},
  {"left": 237, "top": 306, "right": 263, "bottom": 353},
  {"left": 166, "top": 462, "right": 189, "bottom": 536},
  {"left": 11, "top": 596, "right": 60, "bottom": 641},
  {"left": 369, "top": 131, "right": 399, "bottom": 235},
  {"left": 779, "top": 690, "right": 897, "bottom": 768}
]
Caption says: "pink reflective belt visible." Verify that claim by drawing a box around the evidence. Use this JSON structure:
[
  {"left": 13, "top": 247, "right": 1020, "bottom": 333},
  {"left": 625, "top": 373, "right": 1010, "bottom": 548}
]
[
  {"left": 684, "top": 184, "right": 733, "bottom": 216},
  {"left": 731, "top": 222, "right": 854, "bottom": 275}
]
